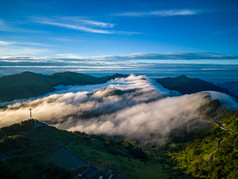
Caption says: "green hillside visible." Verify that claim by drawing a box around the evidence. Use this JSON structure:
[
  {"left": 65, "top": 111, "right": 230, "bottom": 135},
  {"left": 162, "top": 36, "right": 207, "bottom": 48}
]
[
  {"left": 156, "top": 75, "right": 230, "bottom": 95},
  {"left": 0, "top": 72, "right": 127, "bottom": 102},
  {"left": 0, "top": 98, "right": 238, "bottom": 178},
  {"left": 170, "top": 110, "right": 238, "bottom": 178},
  {"left": 0, "top": 120, "right": 182, "bottom": 179}
]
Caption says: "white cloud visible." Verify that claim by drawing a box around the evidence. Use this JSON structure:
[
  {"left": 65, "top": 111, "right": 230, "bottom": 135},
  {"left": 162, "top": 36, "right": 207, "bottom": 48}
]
[
  {"left": 0, "top": 46, "right": 51, "bottom": 56},
  {"left": 0, "top": 41, "right": 14, "bottom": 45},
  {"left": 1, "top": 74, "right": 237, "bottom": 146},
  {"left": 0, "top": 75, "right": 216, "bottom": 145},
  {"left": 32, "top": 17, "right": 114, "bottom": 34},
  {"left": 79, "top": 19, "right": 114, "bottom": 28},
  {"left": 0, "top": 40, "right": 47, "bottom": 46},
  {"left": 2, "top": 52, "right": 236, "bottom": 62},
  {"left": 58, "top": 16, "right": 115, "bottom": 28},
  {"left": 115, "top": 9, "right": 199, "bottom": 17},
  {"left": 0, "top": 19, "right": 47, "bottom": 33},
  {"left": 0, "top": 40, "right": 53, "bottom": 56},
  {"left": 32, "top": 16, "right": 140, "bottom": 35},
  {"left": 36, "top": 19, "right": 113, "bottom": 34}
]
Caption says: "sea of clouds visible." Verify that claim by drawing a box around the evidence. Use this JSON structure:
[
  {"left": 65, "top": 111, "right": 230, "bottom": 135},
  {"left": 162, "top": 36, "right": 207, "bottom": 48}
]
[{"left": 0, "top": 75, "right": 237, "bottom": 145}]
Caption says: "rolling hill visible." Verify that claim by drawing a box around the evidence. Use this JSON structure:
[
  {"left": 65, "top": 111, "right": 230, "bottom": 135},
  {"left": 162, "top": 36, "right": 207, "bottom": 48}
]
[
  {"left": 170, "top": 110, "right": 238, "bottom": 178},
  {"left": 0, "top": 119, "right": 181, "bottom": 179},
  {"left": 0, "top": 72, "right": 127, "bottom": 102},
  {"left": 217, "top": 81, "right": 238, "bottom": 97},
  {"left": 0, "top": 99, "right": 238, "bottom": 178},
  {"left": 156, "top": 75, "right": 230, "bottom": 95}
]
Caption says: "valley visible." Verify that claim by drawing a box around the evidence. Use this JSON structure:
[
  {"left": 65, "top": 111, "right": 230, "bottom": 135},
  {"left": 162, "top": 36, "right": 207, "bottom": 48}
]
[{"left": 0, "top": 72, "right": 238, "bottom": 178}]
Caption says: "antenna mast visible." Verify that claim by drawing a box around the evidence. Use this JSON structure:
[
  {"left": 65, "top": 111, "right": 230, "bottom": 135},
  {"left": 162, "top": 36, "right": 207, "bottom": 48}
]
[{"left": 29, "top": 109, "right": 32, "bottom": 119}]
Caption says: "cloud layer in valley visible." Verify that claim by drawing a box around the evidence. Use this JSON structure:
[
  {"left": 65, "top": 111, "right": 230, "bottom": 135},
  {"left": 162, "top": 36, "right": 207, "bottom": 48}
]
[{"left": 0, "top": 75, "right": 237, "bottom": 145}]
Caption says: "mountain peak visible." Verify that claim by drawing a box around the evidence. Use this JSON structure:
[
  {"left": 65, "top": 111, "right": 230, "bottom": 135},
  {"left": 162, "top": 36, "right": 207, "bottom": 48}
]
[{"left": 178, "top": 75, "right": 188, "bottom": 79}]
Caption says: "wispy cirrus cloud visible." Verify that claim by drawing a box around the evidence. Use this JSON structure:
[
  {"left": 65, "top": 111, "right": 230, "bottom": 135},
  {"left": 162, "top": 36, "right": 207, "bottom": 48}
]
[
  {"left": 58, "top": 16, "right": 115, "bottom": 28},
  {"left": 0, "top": 40, "right": 47, "bottom": 46},
  {"left": 76, "top": 19, "right": 114, "bottom": 28},
  {"left": 115, "top": 9, "right": 200, "bottom": 17},
  {"left": 35, "top": 19, "right": 113, "bottom": 34},
  {"left": 0, "top": 19, "right": 48, "bottom": 33},
  {"left": 32, "top": 17, "right": 113, "bottom": 34},
  {"left": 32, "top": 16, "right": 140, "bottom": 34},
  {"left": 0, "top": 40, "right": 52, "bottom": 56},
  {"left": 1, "top": 53, "right": 238, "bottom": 82},
  {"left": 0, "top": 46, "right": 51, "bottom": 56},
  {"left": 55, "top": 52, "right": 238, "bottom": 61}
]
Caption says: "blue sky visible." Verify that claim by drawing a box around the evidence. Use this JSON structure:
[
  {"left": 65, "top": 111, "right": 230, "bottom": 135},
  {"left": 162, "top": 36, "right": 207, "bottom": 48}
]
[
  {"left": 0, "top": 0, "right": 238, "bottom": 81},
  {"left": 0, "top": 0, "right": 238, "bottom": 57}
]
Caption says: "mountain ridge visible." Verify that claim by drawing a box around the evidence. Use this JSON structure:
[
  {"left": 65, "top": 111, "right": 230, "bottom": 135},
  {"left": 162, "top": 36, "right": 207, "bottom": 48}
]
[
  {"left": 0, "top": 71, "right": 128, "bottom": 102},
  {"left": 156, "top": 75, "right": 231, "bottom": 95}
]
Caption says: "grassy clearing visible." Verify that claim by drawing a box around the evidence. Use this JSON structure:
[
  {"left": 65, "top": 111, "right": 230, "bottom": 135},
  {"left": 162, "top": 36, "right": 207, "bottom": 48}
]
[
  {"left": 46, "top": 147, "right": 87, "bottom": 171},
  {"left": 1, "top": 123, "right": 182, "bottom": 178}
]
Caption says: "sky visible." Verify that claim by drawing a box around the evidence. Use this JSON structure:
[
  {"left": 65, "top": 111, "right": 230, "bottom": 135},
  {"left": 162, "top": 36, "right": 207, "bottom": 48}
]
[
  {"left": 0, "top": 0, "right": 238, "bottom": 81},
  {"left": 1, "top": 0, "right": 238, "bottom": 56}
]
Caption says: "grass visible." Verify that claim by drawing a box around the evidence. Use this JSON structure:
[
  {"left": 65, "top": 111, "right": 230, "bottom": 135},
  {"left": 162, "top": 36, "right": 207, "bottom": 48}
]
[
  {"left": 46, "top": 147, "right": 87, "bottom": 171},
  {"left": 1, "top": 124, "right": 182, "bottom": 178}
]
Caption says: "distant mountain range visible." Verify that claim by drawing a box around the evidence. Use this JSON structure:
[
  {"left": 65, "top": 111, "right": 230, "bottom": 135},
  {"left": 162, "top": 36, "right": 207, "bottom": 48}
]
[
  {"left": 1, "top": 72, "right": 235, "bottom": 103},
  {"left": 0, "top": 71, "right": 127, "bottom": 102},
  {"left": 156, "top": 75, "right": 231, "bottom": 95},
  {"left": 217, "top": 81, "right": 238, "bottom": 97}
]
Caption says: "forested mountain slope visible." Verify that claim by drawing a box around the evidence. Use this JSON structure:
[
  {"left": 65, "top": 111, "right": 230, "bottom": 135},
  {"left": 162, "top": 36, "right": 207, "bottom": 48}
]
[
  {"left": 156, "top": 75, "right": 230, "bottom": 95},
  {"left": 0, "top": 72, "right": 127, "bottom": 102}
]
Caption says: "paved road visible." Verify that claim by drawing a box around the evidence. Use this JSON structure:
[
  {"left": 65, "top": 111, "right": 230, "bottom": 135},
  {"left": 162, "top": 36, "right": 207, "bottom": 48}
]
[
  {"left": 208, "top": 120, "right": 233, "bottom": 164},
  {"left": 30, "top": 123, "right": 47, "bottom": 145},
  {"left": 0, "top": 123, "right": 47, "bottom": 161},
  {"left": 209, "top": 121, "right": 233, "bottom": 134}
]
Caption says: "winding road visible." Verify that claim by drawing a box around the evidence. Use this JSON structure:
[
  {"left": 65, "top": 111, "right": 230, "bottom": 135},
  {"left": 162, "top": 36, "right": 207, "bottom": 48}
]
[
  {"left": 0, "top": 123, "right": 47, "bottom": 161},
  {"left": 208, "top": 120, "right": 233, "bottom": 164}
]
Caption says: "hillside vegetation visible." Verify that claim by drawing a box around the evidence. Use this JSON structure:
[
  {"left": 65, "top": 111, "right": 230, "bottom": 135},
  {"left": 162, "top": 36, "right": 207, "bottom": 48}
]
[
  {"left": 170, "top": 110, "right": 238, "bottom": 178},
  {"left": 0, "top": 119, "right": 182, "bottom": 179},
  {"left": 1, "top": 73, "right": 238, "bottom": 178},
  {"left": 1, "top": 108, "right": 238, "bottom": 178},
  {"left": 0, "top": 72, "right": 127, "bottom": 102}
]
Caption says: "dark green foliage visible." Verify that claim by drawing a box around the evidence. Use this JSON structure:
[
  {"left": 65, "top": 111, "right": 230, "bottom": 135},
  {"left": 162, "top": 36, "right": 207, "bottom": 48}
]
[
  {"left": 0, "top": 71, "right": 128, "bottom": 102},
  {"left": 219, "top": 110, "right": 238, "bottom": 131},
  {"left": 73, "top": 133, "right": 149, "bottom": 160},
  {"left": 0, "top": 120, "right": 38, "bottom": 154},
  {"left": 156, "top": 75, "right": 230, "bottom": 95},
  {"left": 170, "top": 109, "right": 238, "bottom": 178},
  {"left": 0, "top": 121, "right": 181, "bottom": 178},
  {"left": 0, "top": 135, "right": 30, "bottom": 152},
  {"left": 0, "top": 162, "right": 15, "bottom": 179},
  {"left": 0, "top": 120, "right": 35, "bottom": 138},
  {"left": 0, "top": 72, "right": 54, "bottom": 102},
  {"left": 0, "top": 157, "right": 72, "bottom": 179},
  {"left": 2, "top": 109, "right": 237, "bottom": 178}
]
